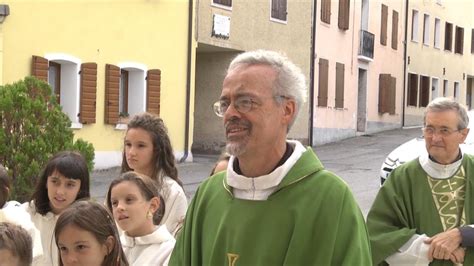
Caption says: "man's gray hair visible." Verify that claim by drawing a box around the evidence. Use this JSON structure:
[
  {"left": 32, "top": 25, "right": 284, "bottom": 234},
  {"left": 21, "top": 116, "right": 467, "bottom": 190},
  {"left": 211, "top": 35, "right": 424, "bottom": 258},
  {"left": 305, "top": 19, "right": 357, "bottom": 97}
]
[
  {"left": 424, "top": 97, "right": 469, "bottom": 129},
  {"left": 228, "top": 50, "right": 307, "bottom": 130}
]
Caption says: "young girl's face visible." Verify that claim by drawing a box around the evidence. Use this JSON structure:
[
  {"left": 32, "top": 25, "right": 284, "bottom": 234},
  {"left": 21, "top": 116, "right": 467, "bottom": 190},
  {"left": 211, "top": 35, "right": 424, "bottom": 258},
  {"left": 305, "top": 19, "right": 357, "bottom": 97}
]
[
  {"left": 57, "top": 224, "right": 111, "bottom": 266},
  {"left": 47, "top": 170, "right": 81, "bottom": 214},
  {"left": 110, "top": 181, "right": 156, "bottom": 237},
  {"left": 124, "top": 128, "right": 155, "bottom": 176}
]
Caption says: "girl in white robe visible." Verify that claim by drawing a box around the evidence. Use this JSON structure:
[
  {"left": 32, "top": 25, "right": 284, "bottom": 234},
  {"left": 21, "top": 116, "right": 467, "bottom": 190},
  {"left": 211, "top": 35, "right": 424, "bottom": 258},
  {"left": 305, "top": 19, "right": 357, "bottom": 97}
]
[
  {"left": 107, "top": 171, "right": 175, "bottom": 266},
  {"left": 22, "top": 151, "right": 91, "bottom": 266},
  {"left": 120, "top": 113, "right": 187, "bottom": 236}
]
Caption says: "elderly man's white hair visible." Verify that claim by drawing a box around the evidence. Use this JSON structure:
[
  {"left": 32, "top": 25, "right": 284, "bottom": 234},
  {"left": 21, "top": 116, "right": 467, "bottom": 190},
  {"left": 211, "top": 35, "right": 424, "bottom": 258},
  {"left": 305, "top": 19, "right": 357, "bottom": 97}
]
[{"left": 228, "top": 50, "right": 307, "bottom": 131}]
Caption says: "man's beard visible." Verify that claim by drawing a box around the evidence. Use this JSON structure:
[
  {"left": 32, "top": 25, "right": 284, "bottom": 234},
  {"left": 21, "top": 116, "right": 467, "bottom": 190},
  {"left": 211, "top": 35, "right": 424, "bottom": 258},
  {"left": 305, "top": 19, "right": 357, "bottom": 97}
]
[{"left": 225, "top": 118, "right": 252, "bottom": 156}]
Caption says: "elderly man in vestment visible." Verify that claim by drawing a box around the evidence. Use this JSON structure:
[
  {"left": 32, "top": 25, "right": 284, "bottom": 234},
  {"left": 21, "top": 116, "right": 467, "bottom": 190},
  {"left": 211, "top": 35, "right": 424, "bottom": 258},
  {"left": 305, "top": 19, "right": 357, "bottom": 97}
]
[{"left": 367, "top": 97, "right": 474, "bottom": 265}]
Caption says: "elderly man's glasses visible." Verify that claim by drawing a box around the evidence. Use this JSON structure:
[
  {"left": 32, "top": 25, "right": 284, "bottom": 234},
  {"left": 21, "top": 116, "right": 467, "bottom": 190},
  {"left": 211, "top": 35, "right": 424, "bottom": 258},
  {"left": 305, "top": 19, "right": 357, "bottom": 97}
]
[
  {"left": 213, "top": 95, "right": 287, "bottom": 117},
  {"left": 422, "top": 126, "right": 463, "bottom": 137}
]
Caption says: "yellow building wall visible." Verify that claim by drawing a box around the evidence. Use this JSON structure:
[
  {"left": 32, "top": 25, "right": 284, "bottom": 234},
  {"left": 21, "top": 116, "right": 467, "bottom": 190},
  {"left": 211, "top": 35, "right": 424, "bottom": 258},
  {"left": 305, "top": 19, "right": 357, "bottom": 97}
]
[{"left": 2, "top": 0, "right": 193, "bottom": 168}]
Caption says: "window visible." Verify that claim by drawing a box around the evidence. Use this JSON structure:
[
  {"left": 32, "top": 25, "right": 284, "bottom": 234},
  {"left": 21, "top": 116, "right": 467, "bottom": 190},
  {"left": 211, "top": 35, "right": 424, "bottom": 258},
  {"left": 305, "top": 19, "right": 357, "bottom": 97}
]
[
  {"left": 431, "top": 78, "right": 439, "bottom": 100},
  {"left": 271, "top": 0, "right": 287, "bottom": 21},
  {"left": 472, "top": 29, "right": 474, "bottom": 54},
  {"left": 213, "top": 0, "right": 231, "bottom": 7},
  {"left": 317, "top": 58, "right": 329, "bottom": 107},
  {"left": 48, "top": 62, "right": 61, "bottom": 104},
  {"left": 119, "top": 70, "right": 129, "bottom": 115},
  {"left": 455, "top": 26, "right": 464, "bottom": 54},
  {"left": 321, "top": 0, "right": 331, "bottom": 24},
  {"left": 454, "top": 82, "right": 460, "bottom": 100},
  {"left": 419, "top": 76, "right": 430, "bottom": 107},
  {"left": 423, "top": 14, "right": 430, "bottom": 45},
  {"left": 105, "top": 64, "right": 161, "bottom": 124},
  {"left": 31, "top": 54, "right": 96, "bottom": 127},
  {"left": 467, "top": 81, "right": 473, "bottom": 109},
  {"left": 380, "top": 4, "right": 388, "bottom": 46},
  {"left": 411, "top": 10, "right": 419, "bottom": 42},
  {"left": 407, "top": 73, "right": 418, "bottom": 106},
  {"left": 445, "top": 22, "right": 453, "bottom": 51},
  {"left": 335, "top": 62, "right": 345, "bottom": 108},
  {"left": 443, "top": 79, "right": 449, "bottom": 97},
  {"left": 338, "top": 0, "right": 350, "bottom": 30},
  {"left": 434, "top": 18, "right": 440, "bottom": 48},
  {"left": 392, "top": 10, "right": 399, "bottom": 50},
  {"left": 378, "top": 74, "right": 396, "bottom": 114}
]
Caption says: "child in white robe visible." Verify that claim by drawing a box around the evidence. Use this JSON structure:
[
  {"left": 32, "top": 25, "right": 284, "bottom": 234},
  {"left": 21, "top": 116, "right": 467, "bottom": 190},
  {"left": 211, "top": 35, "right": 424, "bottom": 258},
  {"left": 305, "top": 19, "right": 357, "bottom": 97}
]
[
  {"left": 22, "top": 151, "right": 91, "bottom": 266},
  {"left": 107, "top": 171, "right": 175, "bottom": 266}
]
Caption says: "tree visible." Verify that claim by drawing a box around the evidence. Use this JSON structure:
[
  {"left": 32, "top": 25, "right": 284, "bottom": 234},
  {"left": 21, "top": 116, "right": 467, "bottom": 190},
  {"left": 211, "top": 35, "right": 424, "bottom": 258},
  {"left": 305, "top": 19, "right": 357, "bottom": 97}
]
[{"left": 0, "top": 76, "right": 95, "bottom": 202}]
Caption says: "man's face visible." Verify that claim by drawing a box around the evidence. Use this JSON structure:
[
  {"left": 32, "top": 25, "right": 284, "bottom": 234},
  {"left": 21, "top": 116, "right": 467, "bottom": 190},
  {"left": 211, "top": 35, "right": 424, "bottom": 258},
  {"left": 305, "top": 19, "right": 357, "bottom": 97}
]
[
  {"left": 219, "top": 64, "right": 290, "bottom": 157},
  {"left": 424, "top": 110, "right": 469, "bottom": 164}
]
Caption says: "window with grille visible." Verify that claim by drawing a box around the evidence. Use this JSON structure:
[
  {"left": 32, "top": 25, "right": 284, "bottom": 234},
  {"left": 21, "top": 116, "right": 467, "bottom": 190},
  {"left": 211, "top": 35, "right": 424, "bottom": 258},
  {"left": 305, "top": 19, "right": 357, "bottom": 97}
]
[{"left": 271, "top": 0, "right": 287, "bottom": 21}]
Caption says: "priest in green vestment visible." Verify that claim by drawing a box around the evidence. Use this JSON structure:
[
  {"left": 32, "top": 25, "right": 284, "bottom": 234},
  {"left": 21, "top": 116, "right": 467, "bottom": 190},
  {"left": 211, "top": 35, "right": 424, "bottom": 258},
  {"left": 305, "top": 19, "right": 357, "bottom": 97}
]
[
  {"left": 170, "top": 50, "right": 372, "bottom": 265},
  {"left": 367, "top": 97, "right": 474, "bottom": 266}
]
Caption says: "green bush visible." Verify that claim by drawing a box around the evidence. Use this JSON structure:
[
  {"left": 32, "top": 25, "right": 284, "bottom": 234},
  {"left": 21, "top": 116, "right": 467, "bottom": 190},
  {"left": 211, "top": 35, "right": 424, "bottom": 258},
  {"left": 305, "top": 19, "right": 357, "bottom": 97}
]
[{"left": 0, "top": 76, "right": 95, "bottom": 202}]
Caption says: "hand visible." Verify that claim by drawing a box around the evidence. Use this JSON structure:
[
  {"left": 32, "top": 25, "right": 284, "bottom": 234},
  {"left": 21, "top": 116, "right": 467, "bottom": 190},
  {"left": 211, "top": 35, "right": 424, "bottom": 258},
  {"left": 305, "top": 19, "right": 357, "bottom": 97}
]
[
  {"left": 449, "top": 247, "right": 465, "bottom": 264},
  {"left": 425, "top": 228, "right": 462, "bottom": 261}
]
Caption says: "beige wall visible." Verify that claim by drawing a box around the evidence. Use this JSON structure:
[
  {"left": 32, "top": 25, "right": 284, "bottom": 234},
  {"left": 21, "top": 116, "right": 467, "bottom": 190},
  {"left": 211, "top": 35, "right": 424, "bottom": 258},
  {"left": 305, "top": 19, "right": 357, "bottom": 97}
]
[
  {"left": 405, "top": 0, "right": 474, "bottom": 125},
  {"left": 192, "top": 0, "right": 312, "bottom": 154}
]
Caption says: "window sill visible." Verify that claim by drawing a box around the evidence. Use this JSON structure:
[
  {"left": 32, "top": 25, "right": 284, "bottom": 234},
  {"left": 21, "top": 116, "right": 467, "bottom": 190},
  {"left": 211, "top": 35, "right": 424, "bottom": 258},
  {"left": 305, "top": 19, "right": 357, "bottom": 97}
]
[
  {"left": 358, "top": 55, "right": 374, "bottom": 62},
  {"left": 115, "top": 124, "right": 127, "bottom": 130},
  {"left": 270, "top": 17, "right": 287, "bottom": 25},
  {"left": 71, "top": 122, "right": 83, "bottom": 129}
]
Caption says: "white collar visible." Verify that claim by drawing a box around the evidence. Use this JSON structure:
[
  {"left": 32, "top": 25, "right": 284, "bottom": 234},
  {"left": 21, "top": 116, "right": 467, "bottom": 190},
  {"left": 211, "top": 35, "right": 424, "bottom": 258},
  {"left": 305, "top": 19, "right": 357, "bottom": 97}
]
[
  {"left": 122, "top": 225, "right": 174, "bottom": 248},
  {"left": 226, "top": 140, "right": 306, "bottom": 200},
  {"left": 419, "top": 152, "right": 463, "bottom": 179}
]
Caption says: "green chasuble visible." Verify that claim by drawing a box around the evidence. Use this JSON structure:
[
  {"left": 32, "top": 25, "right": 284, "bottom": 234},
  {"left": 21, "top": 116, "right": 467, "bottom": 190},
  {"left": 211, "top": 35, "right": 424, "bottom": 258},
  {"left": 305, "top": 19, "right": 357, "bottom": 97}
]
[
  {"left": 170, "top": 147, "right": 372, "bottom": 266},
  {"left": 367, "top": 155, "right": 474, "bottom": 266}
]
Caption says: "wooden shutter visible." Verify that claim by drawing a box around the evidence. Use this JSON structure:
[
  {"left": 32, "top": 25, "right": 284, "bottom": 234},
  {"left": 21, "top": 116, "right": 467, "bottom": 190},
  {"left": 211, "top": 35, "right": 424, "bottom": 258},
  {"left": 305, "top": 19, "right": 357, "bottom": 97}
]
[
  {"left": 380, "top": 4, "right": 388, "bottom": 46},
  {"left": 31, "top": 55, "right": 48, "bottom": 82},
  {"left": 318, "top": 58, "right": 329, "bottom": 107},
  {"left": 146, "top": 69, "right": 161, "bottom": 116},
  {"left": 407, "top": 74, "right": 418, "bottom": 106},
  {"left": 419, "top": 76, "right": 430, "bottom": 107},
  {"left": 79, "top": 63, "right": 97, "bottom": 124},
  {"left": 378, "top": 74, "right": 390, "bottom": 114},
  {"left": 392, "top": 10, "right": 399, "bottom": 50},
  {"left": 471, "top": 29, "right": 474, "bottom": 54},
  {"left": 321, "top": 0, "right": 331, "bottom": 24},
  {"left": 105, "top": 64, "right": 120, "bottom": 124},
  {"left": 389, "top": 76, "right": 396, "bottom": 114},
  {"left": 335, "top": 62, "right": 345, "bottom": 108},
  {"left": 445, "top": 22, "right": 453, "bottom": 51},
  {"left": 455, "top": 26, "right": 464, "bottom": 54},
  {"left": 338, "top": 0, "right": 350, "bottom": 30}
]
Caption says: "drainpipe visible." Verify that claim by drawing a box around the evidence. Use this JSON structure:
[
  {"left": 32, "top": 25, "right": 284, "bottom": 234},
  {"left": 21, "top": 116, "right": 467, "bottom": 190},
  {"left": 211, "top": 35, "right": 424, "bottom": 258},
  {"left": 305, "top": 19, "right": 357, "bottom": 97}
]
[
  {"left": 402, "top": 0, "right": 409, "bottom": 127},
  {"left": 179, "top": 0, "right": 193, "bottom": 163},
  {"left": 308, "top": 0, "right": 317, "bottom": 146}
]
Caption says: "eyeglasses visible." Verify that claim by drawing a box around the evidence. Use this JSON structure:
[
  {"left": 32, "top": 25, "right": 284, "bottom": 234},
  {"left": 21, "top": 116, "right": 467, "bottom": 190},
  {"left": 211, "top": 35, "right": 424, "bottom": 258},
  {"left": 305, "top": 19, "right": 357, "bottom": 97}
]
[
  {"left": 213, "top": 95, "right": 287, "bottom": 117},
  {"left": 422, "top": 126, "right": 463, "bottom": 137}
]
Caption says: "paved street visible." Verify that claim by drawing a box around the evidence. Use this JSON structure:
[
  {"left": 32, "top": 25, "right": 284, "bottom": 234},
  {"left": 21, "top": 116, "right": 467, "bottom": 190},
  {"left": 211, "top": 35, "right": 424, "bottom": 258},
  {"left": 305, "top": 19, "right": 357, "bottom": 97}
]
[{"left": 91, "top": 127, "right": 422, "bottom": 216}]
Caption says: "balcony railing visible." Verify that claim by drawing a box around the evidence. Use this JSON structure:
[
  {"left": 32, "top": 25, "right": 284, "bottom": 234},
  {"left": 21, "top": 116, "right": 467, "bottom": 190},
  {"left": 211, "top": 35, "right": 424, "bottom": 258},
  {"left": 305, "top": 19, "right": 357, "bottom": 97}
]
[{"left": 358, "top": 30, "right": 374, "bottom": 60}]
